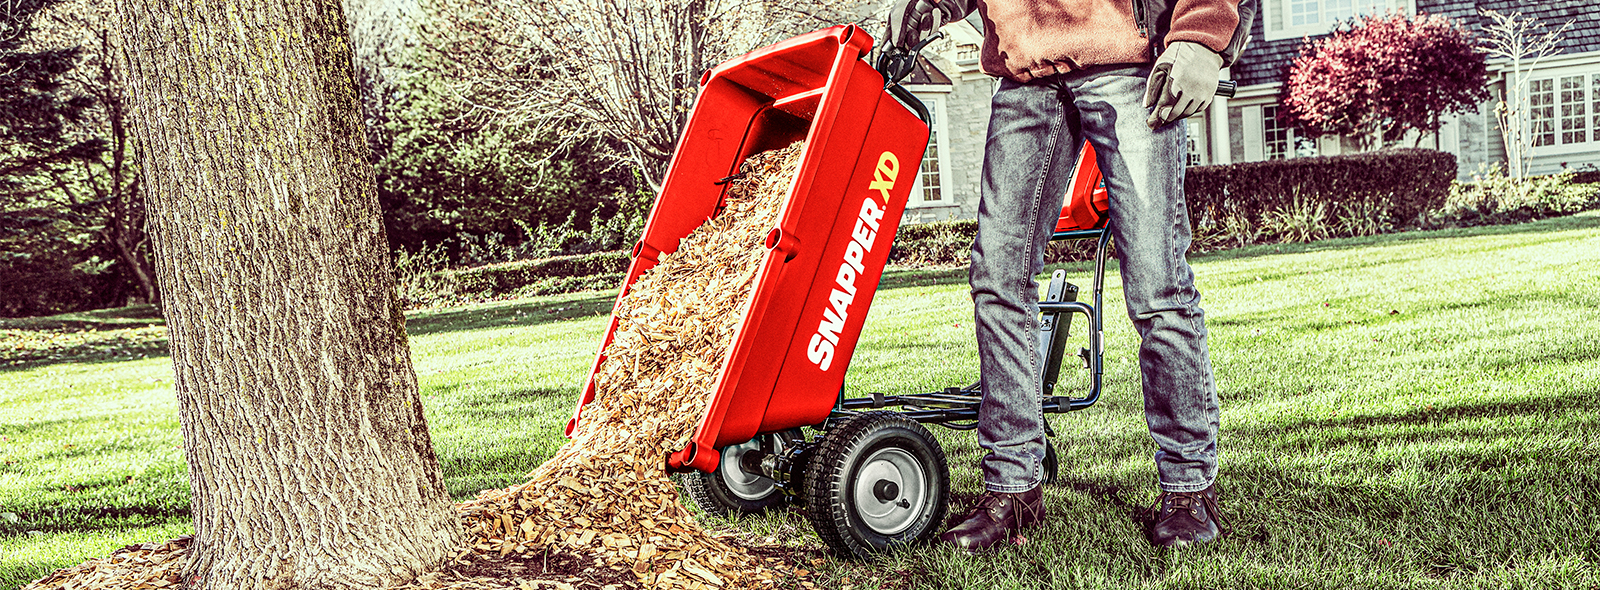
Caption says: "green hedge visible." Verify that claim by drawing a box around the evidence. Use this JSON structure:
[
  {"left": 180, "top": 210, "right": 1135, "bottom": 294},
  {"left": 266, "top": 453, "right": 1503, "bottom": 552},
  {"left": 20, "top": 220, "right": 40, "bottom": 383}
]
[
  {"left": 1568, "top": 169, "right": 1600, "bottom": 185},
  {"left": 888, "top": 220, "right": 979, "bottom": 266},
  {"left": 1185, "top": 148, "right": 1456, "bottom": 228},
  {"left": 399, "top": 150, "right": 1482, "bottom": 301},
  {"left": 400, "top": 250, "right": 629, "bottom": 306},
  {"left": 445, "top": 250, "right": 630, "bottom": 294}
]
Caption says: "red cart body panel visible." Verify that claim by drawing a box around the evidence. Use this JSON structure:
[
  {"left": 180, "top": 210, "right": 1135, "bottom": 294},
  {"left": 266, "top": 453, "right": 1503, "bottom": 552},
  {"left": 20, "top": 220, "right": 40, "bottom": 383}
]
[
  {"left": 567, "top": 25, "right": 930, "bottom": 473},
  {"left": 1054, "top": 143, "right": 1110, "bottom": 232}
]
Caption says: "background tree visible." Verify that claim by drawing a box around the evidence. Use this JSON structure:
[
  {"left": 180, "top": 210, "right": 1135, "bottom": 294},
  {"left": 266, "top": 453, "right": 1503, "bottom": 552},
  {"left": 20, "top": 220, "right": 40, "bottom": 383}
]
[
  {"left": 115, "top": 0, "right": 461, "bottom": 587},
  {"left": 1279, "top": 12, "right": 1488, "bottom": 151},
  {"left": 373, "top": 60, "right": 636, "bottom": 259},
  {"left": 34, "top": 0, "right": 154, "bottom": 303},
  {"left": 1479, "top": 9, "right": 1571, "bottom": 181},
  {"left": 420, "top": 0, "right": 864, "bottom": 187},
  {"left": 0, "top": 0, "right": 123, "bottom": 316}
]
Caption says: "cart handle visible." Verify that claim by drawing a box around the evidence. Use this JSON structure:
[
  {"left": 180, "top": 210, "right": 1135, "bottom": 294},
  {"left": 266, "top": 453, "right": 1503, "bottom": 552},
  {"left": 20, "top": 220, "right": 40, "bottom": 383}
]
[{"left": 876, "top": 33, "right": 943, "bottom": 126}]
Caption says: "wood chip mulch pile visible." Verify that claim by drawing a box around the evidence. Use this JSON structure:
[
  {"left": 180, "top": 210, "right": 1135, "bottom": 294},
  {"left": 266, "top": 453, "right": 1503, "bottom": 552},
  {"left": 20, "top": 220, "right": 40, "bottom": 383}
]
[
  {"left": 436, "top": 142, "right": 807, "bottom": 590},
  {"left": 23, "top": 537, "right": 190, "bottom": 590},
  {"left": 23, "top": 142, "right": 809, "bottom": 590}
]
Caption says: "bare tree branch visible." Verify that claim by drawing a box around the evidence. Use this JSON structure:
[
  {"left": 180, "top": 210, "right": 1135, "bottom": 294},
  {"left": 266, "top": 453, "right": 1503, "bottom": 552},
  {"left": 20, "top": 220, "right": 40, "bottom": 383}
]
[
  {"left": 415, "top": 0, "right": 870, "bottom": 188},
  {"left": 1479, "top": 9, "right": 1572, "bottom": 180}
]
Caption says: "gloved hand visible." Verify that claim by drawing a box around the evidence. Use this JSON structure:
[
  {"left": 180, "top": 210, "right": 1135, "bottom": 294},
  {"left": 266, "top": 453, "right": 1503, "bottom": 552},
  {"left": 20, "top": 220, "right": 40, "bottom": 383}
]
[
  {"left": 887, "top": 0, "right": 972, "bottom": 50},
  {"left": 1143, "top": 41, "right": 1225, "bottom": 128}
]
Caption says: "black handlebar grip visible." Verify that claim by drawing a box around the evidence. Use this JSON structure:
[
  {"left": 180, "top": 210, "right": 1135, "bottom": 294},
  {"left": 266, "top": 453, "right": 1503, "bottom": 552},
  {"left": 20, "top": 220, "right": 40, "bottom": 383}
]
[{"left": 1216, "top": 80, "right": 1236, "bottom": 98}]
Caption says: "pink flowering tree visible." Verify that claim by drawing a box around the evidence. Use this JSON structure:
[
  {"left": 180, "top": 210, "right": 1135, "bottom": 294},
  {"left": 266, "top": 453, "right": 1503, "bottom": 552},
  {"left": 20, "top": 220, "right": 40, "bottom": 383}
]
[{"left": 1280, "top": 12, "right": 1489, "bottom": 151}]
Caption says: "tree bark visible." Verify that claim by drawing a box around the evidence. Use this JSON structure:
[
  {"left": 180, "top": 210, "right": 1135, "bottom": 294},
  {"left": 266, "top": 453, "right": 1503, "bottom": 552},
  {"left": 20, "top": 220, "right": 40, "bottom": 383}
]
[{"left": 115, "top": 1, "right": 463, "bottom": 588}]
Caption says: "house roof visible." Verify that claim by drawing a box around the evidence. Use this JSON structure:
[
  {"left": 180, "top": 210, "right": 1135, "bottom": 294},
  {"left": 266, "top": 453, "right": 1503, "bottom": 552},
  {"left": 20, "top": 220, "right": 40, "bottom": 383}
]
[
  {"left": 1231, "top": 0, "right": 1600, "bottom": 90},
  {"left": 1232, "top": 7, "right": 1298, "bottom": 89},
  {"left": 905, "top": 56, "right": 953, "bottom": 86}
]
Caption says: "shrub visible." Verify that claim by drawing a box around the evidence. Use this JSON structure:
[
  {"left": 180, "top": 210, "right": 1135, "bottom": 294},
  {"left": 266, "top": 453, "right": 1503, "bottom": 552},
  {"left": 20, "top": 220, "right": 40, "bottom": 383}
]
[
  {"left": 1334, "top": 200, "right": 1395, "bottom": 237},
  {"left": 374, "top": 73, "right": 631, "bottom": 258},
  {"left": 888, "top": 220, "right": 977, "bottom": 266},
  {"left": 1564, "top": 165, "right": 1600, "bottom": 185},
  {"left": 399, "top": 250, "right": 631, "bottom": 307},
  {"left": 447, "top": 250, "right": 630, "bottom": 294},
  {"left": 1260, "top": 198, "right": 1331, "bottom": 243},
  {"left": 887, "top": 219, "right": 1105, "bottom": 267},
  {"left": 1186, "top": 148, "right": 1456, "bottom": 233},
  {"left": 1437, "top": 165, "right": 1600, "bottom": 226}
]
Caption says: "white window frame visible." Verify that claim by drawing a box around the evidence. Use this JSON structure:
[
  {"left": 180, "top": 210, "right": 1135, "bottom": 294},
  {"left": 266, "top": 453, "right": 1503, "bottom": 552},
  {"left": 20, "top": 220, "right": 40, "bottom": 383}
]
[
  {"left": 1241, "top": 102, "right": 1318, "bottom": 162},
  {"left": 1520, "top": 63, "right": 1600, "bottom": 156},
  {"left": 1262, "top": 0, "right": 1414, "bottom": 41},
  {"left": 1185, "top": 116, "right": 1208, "bottom": 166},
  {"left": 904, "top": 91, "right": 954, "bottom": 209}
]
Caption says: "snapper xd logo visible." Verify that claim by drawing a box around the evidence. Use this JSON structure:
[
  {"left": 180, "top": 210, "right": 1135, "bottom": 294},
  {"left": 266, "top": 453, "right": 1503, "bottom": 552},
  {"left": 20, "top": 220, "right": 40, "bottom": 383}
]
[{"left": 806, "top": 151, "right": 900, "bottom": 371}]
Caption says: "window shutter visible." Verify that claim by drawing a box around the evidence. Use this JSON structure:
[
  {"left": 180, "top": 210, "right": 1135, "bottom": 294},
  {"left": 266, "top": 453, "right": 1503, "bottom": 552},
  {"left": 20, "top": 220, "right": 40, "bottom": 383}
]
[
  {"left": 1438, "top": 114, "right": 1459, "bottom": 155},
  {"left": 1243, "top": 105, "right": 1265, "bottom": 161}
]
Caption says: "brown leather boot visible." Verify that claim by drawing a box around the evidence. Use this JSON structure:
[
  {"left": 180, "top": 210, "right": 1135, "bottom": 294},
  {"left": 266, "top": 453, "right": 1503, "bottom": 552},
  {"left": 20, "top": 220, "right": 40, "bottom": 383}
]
[
  {"left": 1146, "top": 484, "right": 1229, "bottom": 547},
  {"left": 937, "top": 485, "right": 1044, "bottom": 552}
]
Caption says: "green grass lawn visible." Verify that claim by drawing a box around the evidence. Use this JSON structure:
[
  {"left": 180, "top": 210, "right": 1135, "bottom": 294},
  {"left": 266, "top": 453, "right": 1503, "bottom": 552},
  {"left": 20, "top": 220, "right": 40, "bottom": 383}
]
[{"left": 3, "top": 212, "right": 1599, "bottom": 589}]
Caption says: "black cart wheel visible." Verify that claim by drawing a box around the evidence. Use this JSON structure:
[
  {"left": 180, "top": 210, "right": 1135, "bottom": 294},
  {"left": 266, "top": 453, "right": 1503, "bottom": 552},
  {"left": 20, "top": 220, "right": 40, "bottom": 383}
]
[
  {"left": 1043, "top": 438, "right": 1059, "bottom": 485},
  {"left": 804, "top": 411, "right": 949, "bottom": 557},
  {"left": 684, "top": 436, "right": 786, "bottom": 518}
]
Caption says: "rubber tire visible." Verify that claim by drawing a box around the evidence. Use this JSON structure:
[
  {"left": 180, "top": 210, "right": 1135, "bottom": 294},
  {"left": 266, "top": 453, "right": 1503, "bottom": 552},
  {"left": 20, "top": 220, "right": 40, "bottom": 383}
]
[
  {"left": 1043, "top": 438, "right": 1059, "bottom": 485},
  {"left": 804, "top": 411, "right": 950, "bottom": 558},
  {"left": 683, "top": 444, "right": 786, "bottom": 519}
]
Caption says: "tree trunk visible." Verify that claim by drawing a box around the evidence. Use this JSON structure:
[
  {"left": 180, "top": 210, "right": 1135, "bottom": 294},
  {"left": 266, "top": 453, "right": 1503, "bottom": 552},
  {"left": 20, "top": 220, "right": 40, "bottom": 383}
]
[{"left": 115, "top": 0, "right": 463, "bottom": 588}]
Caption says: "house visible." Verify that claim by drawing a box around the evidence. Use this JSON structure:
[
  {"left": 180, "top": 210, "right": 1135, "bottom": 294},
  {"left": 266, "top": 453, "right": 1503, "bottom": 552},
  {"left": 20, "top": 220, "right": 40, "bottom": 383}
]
[{"left": 897, "top": 0, "right": 1600, "bottom": 225}]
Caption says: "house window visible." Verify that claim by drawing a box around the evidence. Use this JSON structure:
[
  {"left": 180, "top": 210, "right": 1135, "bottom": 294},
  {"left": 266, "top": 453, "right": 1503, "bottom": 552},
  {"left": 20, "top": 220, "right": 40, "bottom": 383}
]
[
  {"left": 1289, "top": 0, "right": 1318, "bottom": 26},
  {"left": 1560, "top": 75, "right": 1587, "bottom": 145},
  {"left": 1593, "top": 74, "right": 1600, "bottom": 142},
  {"left": 920, "top": 100, "right": 942, "bottom": 202},
  {"left": 1527, "top": 71, "right": 1600, "bottom": 151},
  {"left": 956, "top": 44, "right": 979, "bottom": 63},
  {"left": 1185, "top": 119, "right": 1204, "bottom": 166},
  {"left": 1594, "top": 75, "right": 1600, "bottom": 142},
  {"left": 907, "top": 93, "right": 953, "bottom": 207},
  {"left": 1251, "top": 104, "right": 1317, "bottom": 161},
  {"left": 1529, "top": 78, "right": 1557, "bottom": 147},
  {"left": 1325, "top": 0, "right": 1358, "bottom": 21},
  {"left": 1263, "top": 105, "right": 1290, "bottom": 160},
  {"left": 1264, "top": 0, "right": 1409, "bottom": 41}
]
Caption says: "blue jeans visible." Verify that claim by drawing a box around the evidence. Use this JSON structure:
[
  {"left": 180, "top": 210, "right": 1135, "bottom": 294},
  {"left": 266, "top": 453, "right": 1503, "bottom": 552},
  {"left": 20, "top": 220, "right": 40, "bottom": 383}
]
[{"left": 970, "top": 65, "right": 1220, "bottom": 494}]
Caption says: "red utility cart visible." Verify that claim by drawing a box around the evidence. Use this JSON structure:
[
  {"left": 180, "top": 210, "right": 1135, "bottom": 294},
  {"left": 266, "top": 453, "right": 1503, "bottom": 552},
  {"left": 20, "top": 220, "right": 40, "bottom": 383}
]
[{"left": 569, "top": 25, "right": 1127, "bottom": 557}]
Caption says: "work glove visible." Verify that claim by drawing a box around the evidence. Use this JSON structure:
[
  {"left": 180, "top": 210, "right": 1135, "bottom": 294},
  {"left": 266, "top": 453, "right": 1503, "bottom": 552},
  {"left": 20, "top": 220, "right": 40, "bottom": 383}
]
[
  {"left": 1143, "top": 41, "right": 1225, "bottom": 128},
  {"left": 887, "top": 0, "right": 972, "bottom": 50}
]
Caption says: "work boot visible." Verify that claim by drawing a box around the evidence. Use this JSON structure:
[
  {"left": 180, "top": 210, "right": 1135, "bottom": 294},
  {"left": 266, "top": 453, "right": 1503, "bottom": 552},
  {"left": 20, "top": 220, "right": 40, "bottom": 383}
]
[
  {"left": 1145, "top": 484, "right": 1229, "bottom": 548},
  {"left": 938, "top": 485, "right": 1043, "bottom": 552}
]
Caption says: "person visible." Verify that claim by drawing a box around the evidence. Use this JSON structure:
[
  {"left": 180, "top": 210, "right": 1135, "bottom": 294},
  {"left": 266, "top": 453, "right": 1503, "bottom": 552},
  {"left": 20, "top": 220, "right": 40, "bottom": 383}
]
[{"left": 887, "top": 0, "right": 1246, "bottom": 551}]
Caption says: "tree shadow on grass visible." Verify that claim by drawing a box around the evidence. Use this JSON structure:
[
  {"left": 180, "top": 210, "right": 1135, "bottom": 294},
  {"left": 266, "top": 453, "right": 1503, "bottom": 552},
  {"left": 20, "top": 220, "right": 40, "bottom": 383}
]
[
  {"left": 404, "top": 293, "right": 617, "bottom": 337},
  {"left": 0, "top": 304, "right": 163, "bottom": 331},
  {"left": 1, "top": 506, "right": 189, "bottom": 537},
  {"left": 0, "top": 320, "right": 170, "bottom": 373},
  {"left": 1207, "top": 285, "right": 1600, "bottom": 330},
  {"left": 1230, "top": 387, "right": 1600, "bottom": 444},
  {"left": 443, "top": 387, "right": 575, "bottom": 421}
]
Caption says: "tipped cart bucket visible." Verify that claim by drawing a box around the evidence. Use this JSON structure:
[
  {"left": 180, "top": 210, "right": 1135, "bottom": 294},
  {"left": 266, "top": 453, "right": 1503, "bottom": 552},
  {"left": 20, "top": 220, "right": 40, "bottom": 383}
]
[{"left": 569, "top": 25, "right": 1127, "bottom": 557}]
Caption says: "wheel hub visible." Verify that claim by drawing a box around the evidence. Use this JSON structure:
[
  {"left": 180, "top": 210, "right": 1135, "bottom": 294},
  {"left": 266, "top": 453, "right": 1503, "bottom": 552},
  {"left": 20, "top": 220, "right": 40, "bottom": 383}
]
[
  {"left": 852, "top": 447, "right": 927, "bottom": 535},
  {"left": 719, "top": 438, "right": 777, "bottom": 501}
]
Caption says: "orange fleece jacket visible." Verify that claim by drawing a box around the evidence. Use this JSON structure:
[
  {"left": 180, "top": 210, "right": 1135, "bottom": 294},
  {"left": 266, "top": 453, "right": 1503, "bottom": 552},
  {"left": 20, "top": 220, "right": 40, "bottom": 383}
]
[{"left": 972, "top": 0, "right": 1242, "bottom": 82}]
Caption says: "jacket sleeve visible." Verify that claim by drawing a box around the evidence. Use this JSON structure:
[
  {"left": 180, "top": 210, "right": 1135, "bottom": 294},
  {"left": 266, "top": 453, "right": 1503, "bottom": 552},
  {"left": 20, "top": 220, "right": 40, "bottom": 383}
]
[
  {"left": 1163, "top": 0, "right": 1242, "bottom": 55},
  {"left": 940, "top": 0, "right": 980, "bottom": 22}
]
